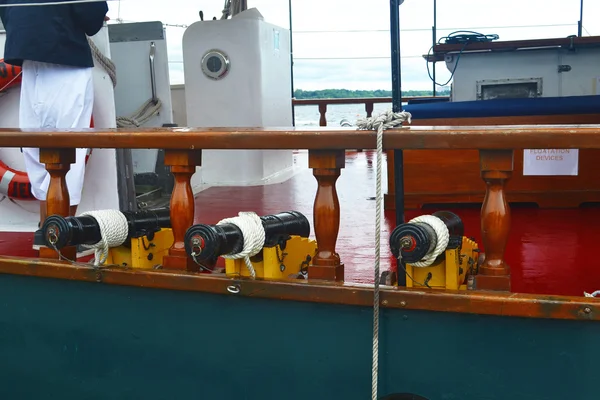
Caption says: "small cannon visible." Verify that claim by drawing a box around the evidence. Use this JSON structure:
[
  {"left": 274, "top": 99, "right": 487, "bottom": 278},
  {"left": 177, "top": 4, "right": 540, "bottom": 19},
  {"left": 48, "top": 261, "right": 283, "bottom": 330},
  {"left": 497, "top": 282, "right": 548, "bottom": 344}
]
[
  {"left": 39, "top": 207, "right": 171, "bottom": 250},
  {"left": 388, "top": 211, "right": 478, "bottom": 290},
  {"left": 184, "top": 211, "right": 310, "bottom": 265}
]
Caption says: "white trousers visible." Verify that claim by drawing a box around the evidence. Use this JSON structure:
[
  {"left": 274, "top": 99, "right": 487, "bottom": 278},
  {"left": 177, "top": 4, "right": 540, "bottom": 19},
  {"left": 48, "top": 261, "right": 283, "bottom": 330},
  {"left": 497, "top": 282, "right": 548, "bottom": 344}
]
[{"left": 19, "top": 60, "right": 93, "bottom": 206}]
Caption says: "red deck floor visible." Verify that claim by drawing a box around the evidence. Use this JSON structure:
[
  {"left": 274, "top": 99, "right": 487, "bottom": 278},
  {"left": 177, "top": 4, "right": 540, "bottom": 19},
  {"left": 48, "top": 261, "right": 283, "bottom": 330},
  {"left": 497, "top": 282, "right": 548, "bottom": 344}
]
[{"left": 2, "top": 150, "right": 600, "bottom": 297}]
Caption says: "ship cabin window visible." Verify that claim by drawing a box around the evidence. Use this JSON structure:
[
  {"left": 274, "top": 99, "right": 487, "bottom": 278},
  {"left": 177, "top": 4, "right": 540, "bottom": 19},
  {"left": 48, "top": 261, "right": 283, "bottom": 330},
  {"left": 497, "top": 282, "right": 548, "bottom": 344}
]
[{"left": 476, "top": 78, "right": 542, "bottom": 100}]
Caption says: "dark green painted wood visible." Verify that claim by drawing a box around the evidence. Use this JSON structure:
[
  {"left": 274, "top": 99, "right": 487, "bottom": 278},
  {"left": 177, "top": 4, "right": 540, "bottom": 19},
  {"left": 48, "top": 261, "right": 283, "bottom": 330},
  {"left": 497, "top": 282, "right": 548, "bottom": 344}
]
[{"left": 0, "top": 274, "right": 597, "bottom": 400}]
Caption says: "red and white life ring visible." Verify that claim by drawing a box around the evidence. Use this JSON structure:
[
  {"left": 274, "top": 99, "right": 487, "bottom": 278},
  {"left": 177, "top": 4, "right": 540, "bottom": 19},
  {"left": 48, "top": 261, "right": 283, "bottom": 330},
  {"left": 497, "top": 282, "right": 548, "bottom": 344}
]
[
  {"left": 0, "top": 58, "right": 23, "bottom": 92},
  {"left": 0, "top": 146, "right": 93, "bottom": 201}
]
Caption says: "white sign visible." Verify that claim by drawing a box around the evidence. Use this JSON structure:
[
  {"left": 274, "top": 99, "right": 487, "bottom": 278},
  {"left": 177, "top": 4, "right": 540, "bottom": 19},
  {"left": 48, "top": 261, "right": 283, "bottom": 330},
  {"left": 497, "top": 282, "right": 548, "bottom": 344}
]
[{"left": 523, "top": 149, "right": 579, "bottom": 176}]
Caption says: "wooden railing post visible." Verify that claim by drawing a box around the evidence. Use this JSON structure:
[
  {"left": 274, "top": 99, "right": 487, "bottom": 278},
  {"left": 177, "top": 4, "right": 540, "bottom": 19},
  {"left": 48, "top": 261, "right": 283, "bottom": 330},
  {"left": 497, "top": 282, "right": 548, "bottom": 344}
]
[
  {"left": 365, "top": 101, "right": 374, "bottom": 118},
  {"left": 39, "top": 148, "right": 76, "bottom": 260},
  {"left": 357, "top": 101, "right": 375, "bottom": 153},
  {"left": 162, "top": 149, "right": 202, "bottom": 271},
  {"left": 308, "top": 149, "right": 345, "bottom": 281},
  {"left": 475, "top": 149, "right": 513, "bottom": 291},
  {"left": 318, "top": 103, "right": 327, "bottom": 127}
]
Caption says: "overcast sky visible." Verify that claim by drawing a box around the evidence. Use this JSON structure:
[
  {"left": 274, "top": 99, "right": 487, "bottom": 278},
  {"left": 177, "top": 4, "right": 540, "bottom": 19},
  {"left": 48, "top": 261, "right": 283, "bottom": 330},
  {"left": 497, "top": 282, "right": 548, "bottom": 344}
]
[{"left": 107, "top": 0, "right": 599, "bottom": 91}]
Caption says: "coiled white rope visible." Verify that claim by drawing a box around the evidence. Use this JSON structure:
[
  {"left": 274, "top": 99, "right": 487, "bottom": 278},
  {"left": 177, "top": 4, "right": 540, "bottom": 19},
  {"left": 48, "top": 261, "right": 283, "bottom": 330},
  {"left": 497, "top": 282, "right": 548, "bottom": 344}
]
[
  {"left": 116, "top": 98, "right": 163, "bottom": 128},
  {"left": 217, "top": 211, "right": 266, "bottom": 279},
  {"left": 407, "top": 215, "right": 450, "bottom": 267},
  {"left": 80, "top": 209, "right": 129, "bottom": 266},
  {"left": 356, "top": 109, "right": 411, "bottom": 400}
]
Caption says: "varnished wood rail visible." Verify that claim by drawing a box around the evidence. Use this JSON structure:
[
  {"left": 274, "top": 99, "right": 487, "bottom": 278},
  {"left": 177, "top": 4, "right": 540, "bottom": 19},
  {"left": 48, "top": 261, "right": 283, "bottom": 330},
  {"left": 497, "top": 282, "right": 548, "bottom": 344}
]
[
  {"left": 2, "top": 125, "right": 600, "bottom": 293},
  {"left": 292, "top": 96, "right": 447, "bottom": 127}
]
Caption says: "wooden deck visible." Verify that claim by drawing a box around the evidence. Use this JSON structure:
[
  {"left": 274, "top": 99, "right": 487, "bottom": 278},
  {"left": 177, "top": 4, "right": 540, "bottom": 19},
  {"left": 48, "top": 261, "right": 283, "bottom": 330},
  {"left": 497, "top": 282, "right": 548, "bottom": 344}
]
[{"left": 2, "top": 150, "right": 600, "bottom": 297}]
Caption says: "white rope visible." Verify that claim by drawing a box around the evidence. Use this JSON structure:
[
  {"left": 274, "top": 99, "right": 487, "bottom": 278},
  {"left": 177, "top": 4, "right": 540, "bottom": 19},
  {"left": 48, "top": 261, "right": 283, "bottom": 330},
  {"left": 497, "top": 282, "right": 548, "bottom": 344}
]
[
  {"left": 217, "top": 211, "right": 266, "bottom": 279},
  {"left": 87, "top": 37, "right": 117, "bottom": 88},
  {"left": 407, "top": 215, "right": 450, "bottom": 267},
  {"left": 0, "top": 0, "right": 118, "bottom": 7},
  {"left": 80, "top": 209, "right": 129, "bottom": 266},
  {"left": 356, "top": 108, "right": 411, "bottom": 400},
  {"left": 584, "top": 290, "right": 600, "bottom": 297},
  {"left": 116, "top": 98, "right": 163, "bottom": 128}
]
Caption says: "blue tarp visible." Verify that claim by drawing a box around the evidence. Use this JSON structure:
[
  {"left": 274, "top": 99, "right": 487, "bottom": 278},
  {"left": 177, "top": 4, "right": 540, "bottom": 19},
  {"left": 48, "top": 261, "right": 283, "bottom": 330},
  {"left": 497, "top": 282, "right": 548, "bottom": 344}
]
[{"left": 404, "top": 95, "right": 600, "bottom": 119}]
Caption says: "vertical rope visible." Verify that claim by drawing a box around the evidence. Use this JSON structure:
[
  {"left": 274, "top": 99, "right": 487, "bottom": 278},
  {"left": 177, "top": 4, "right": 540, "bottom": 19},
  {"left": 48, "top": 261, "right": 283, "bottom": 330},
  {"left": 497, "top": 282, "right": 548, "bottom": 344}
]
[
  {"left": 371, "top": 120, "right": 383, "bottom": 400},
  {"left": 356, "top": 109, "right": 411, "bottom": 400}
]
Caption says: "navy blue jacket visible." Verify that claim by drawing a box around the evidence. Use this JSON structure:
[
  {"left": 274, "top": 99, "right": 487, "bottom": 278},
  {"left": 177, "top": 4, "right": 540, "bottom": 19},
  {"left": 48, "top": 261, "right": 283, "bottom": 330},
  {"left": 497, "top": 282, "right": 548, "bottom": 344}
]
[{"left": 0, "top": 0, "right": 108, "bottom": 67}]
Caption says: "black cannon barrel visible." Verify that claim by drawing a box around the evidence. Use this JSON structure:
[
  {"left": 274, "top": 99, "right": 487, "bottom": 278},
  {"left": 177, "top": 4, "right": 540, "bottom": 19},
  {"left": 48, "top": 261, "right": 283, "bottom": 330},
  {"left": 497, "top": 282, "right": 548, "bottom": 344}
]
[
  {"left": 389, "top": 210, "right": 463, "bottom": 263},
  {"left": 40, "top": 207, "right": 171, "bottom": 249},
  {"left": 184, "top": 211, "right": 310, "bottom": 264}
]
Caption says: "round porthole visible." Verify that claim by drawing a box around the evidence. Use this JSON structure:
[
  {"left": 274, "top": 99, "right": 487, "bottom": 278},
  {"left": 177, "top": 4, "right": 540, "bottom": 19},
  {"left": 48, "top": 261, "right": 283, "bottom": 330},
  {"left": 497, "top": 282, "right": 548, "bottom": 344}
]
[{"left": 201, "top": 50, "right": 230, "bottom": 80}]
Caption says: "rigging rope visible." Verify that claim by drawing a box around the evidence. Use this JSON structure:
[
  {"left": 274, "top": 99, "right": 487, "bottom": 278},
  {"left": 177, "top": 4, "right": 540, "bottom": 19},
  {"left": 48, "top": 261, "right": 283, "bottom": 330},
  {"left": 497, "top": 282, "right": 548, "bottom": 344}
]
[
  {"left": 80, "top": 209, "right": 129, "bottom": 266},
  {"left": 220, "top": 0, "right": 248, "bottom": 19},
  {"left": 87, "top": 37, "right": 117, "bottom": 88},
  {"left": 116, "top": 98, "right": 163, "bottom": 128},
  {"left": 217, "top": 211, "right": 266, "bottom": 279},
  {"left": 356, "top": 109, "right": 412, "bottom": 400}
]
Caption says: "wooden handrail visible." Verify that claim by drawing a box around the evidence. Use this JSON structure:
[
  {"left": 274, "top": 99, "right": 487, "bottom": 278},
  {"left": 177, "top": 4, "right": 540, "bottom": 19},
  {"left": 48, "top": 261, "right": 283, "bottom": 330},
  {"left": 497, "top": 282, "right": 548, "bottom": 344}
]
[
  {"left": 3, "top": 124, "right": 600, "bottom": 291},
  {"left": 293, "top": 97, "right": 392, "bottom": 106},
  {"left": 2, "top": 123, "right": 600, "bottom": 317},
  {"left": 292, "top": 96, "right": 447, "bottom": 106},
  {"left": 1, "top": 125, "right": 600, "bottom": 149},
  {"left": 292, "top": 96, "right": 448, "bottom": 130}
]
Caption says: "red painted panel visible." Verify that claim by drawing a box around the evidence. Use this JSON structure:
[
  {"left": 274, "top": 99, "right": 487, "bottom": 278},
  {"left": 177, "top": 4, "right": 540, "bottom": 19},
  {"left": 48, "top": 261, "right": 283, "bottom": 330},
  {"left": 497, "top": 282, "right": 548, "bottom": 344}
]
[{"left": 1, "top": 150, "right": 599, "bottom": 296}]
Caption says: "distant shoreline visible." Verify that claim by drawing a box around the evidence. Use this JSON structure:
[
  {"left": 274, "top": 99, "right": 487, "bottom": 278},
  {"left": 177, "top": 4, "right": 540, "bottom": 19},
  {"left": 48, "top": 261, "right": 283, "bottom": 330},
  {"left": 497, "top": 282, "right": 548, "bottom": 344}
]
[{"left": 294, "top": 88, "right": 449, "bottom": 99}]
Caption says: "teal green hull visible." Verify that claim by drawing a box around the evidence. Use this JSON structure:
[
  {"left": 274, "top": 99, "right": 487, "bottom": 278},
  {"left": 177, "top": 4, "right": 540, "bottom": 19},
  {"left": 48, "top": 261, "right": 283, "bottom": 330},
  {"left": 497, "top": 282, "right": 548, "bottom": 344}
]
[{"left": 0, "top": 274, "right": 597, "bottom": 400}]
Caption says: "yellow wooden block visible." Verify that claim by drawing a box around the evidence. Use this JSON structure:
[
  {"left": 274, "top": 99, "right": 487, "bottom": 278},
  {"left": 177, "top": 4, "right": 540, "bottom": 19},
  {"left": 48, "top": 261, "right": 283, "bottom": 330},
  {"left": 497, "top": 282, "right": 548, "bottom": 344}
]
[
  {"left": 106, "top": 228, "right": 174, "bottom": 269},
  {"left": 404, "top": 236, "right": 479, "bottom": 290},
  {"left": 225, "top": 235, "right": 317, "bottom": 279}
]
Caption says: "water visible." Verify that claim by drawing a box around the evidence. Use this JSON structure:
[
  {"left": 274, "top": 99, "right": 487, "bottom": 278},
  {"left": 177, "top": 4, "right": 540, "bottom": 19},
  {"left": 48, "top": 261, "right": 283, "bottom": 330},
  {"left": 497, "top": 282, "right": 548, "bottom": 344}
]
[{"left": 294, "top": 102, "right": 395, "bottom": 127}]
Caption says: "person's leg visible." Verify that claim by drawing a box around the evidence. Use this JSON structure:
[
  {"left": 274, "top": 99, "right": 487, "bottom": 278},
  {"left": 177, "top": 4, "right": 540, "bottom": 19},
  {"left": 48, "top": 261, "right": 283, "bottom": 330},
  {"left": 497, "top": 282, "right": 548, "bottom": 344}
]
[
  {"left": 19, "top": 61, "right": 48, "bottom": 224},
  {"left": 20, "top": 61, "right": 93, "bottom": 224}
]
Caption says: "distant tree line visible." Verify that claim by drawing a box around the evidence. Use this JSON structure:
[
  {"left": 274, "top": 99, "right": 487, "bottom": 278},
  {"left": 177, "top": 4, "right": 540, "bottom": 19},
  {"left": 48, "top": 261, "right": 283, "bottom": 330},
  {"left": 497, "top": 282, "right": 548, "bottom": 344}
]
[{"left": 294, "top": 88, "right": 450, "bottom": 99}]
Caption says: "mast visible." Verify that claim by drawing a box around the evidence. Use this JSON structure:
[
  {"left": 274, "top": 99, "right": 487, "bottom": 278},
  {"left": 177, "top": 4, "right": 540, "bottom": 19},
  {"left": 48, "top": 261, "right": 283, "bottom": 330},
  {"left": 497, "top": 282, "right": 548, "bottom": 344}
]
[
  {"left": 432, "top": 0, "right": 437, "bottom": 96},
  {"left": 289, "top": 0, "right": 295, "bottom": 126},
  {"left": 578, "top": 0, "right": 583, "bottom": 37},
  {"left": 390, "top": 0, "right": 405, "bottom": 228}
]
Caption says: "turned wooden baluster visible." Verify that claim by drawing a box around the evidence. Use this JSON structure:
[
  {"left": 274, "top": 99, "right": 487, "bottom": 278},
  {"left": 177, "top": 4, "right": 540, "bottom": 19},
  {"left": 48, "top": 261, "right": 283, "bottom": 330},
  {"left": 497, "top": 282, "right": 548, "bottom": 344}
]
[
  {"left": 475, "top": 149, "right": 513, "bottom": 291},
  {"left": 318, "top": 103, "right": 327, "bottom": 127},
  {"left": 39, "top": 148, "right": 76, "bottom": 260},
  {"left": 162, "top": 149, "right": 202, "bottom": 271},
  {"left": 308, "top": 150, "right": 345, "bottom": 281}
]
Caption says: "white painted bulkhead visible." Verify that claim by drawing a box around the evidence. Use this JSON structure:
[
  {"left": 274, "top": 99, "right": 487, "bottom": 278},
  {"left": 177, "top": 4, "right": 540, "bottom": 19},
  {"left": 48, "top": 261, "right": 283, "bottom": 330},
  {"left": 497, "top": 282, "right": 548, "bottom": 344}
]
[
  {"left": 182, "top": 8, "right": 294, "bottom": 190},
  {"left": 109, "top": 21, "right": 174, "bottom": 174}
]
